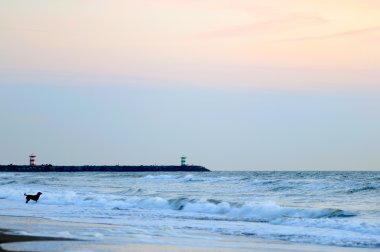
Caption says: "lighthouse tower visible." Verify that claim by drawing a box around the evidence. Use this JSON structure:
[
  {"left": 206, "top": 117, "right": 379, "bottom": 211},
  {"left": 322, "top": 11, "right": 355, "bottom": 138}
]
[
  {"left": 29, "top": 153, "right": 36, "bottom": 166},
  {"left": 181, "top": 156, "right": 187, "bottom": 166}
]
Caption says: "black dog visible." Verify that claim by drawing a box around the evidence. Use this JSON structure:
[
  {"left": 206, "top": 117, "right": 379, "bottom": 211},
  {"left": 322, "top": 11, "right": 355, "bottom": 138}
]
[{"left": 24, "top": 192, "right": 42, "bottom": 203}]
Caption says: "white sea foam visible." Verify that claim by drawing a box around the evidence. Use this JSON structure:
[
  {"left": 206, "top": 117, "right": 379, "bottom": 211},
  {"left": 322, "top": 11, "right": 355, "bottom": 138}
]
[{"left": 143, "top": 174, "right": 178, "bottom": 180}]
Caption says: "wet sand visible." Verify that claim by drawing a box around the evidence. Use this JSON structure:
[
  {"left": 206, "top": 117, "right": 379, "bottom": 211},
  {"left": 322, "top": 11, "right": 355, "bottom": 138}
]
[
  {"left": 1, "top": 229, "right": 378, "bottom": 252},
  {"left": 0, "top": 229, "right": 74, "bottom": 252},
  {"left": 0, "top": 216, "right": 378, "bottom": 252}
]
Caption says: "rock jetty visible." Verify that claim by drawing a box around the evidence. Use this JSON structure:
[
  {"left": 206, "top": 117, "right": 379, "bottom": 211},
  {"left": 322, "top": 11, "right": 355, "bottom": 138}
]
[{"left": 0, "top": 165, "right": 210, "bottom": 172}]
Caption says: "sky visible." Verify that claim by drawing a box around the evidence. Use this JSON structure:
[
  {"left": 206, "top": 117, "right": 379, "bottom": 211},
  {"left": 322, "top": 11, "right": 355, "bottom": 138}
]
[{"left": 0, "top": 0, "right": 379, "bottom": 170}]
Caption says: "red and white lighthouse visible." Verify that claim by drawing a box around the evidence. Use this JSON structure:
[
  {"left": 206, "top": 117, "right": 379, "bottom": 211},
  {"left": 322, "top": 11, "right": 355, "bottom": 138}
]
[{"left": 29, "top": 153, "right": 36, "bottom": 166}]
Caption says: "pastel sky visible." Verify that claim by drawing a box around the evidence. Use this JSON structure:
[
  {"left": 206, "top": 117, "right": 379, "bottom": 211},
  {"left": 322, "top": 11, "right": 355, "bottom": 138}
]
[{"left": 0, "top": 1, "right": 379, "bottom": 170}]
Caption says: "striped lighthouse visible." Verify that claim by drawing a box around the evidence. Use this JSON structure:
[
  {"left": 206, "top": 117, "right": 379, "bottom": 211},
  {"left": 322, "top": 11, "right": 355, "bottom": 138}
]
[{"left": 29, "top": 153, "right": 36, "bottom": 166}]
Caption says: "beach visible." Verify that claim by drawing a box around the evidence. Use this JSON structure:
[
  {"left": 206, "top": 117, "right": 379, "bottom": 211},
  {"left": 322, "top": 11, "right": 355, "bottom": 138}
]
[
  {"left": 0, "top": 171, "right": 379, "bottom": 251},
  {"left": 1, "top": 216, "right": 377, "bottom": 252},
  {"left": 0, "top": 227, "right": 73, "bottom": 252}
]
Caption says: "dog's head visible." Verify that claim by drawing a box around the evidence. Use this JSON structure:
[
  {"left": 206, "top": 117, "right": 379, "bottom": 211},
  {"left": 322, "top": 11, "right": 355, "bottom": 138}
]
[{"left": 37, "top": 192, "right": 42, "bottom": 195}]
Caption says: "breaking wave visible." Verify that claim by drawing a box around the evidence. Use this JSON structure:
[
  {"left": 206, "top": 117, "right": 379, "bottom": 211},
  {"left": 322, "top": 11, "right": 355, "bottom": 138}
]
[{"left": 109, "top": 196, "right": 356, "bottom": 221}]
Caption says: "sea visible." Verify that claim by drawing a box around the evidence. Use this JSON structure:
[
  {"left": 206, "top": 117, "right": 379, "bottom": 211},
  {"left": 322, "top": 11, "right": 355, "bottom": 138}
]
[{"left": 0, "top": 171, "right": 379, "bottom": 250}]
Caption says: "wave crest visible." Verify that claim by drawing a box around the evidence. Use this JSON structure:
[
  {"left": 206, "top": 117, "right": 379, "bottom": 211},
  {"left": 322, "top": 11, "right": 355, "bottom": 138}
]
[{"left": 110, "top": 196, "right": 356, "bottom": 221}]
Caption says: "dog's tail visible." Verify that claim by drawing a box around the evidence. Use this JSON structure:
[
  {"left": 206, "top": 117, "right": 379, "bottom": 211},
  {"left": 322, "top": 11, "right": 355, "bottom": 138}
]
[{"left": 24, "top": 193, "right": 27, "bottom": 196}]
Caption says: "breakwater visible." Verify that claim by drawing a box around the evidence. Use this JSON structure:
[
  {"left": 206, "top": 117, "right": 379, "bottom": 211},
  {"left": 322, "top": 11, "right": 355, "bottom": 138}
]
[{"left": 0, "top": 165, "right": 209, "bottom": 172}]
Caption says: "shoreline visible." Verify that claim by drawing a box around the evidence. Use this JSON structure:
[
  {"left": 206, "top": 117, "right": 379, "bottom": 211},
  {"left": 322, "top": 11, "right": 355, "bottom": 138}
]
[
  {"left": 0, "top": 229, "right": 75, "bottom": 252},
  {"left": 0, "top": 216, "right": 378, "bottom": 252},
  {"left": 1, "top": 231, "right": 378, "bottom": 252}
]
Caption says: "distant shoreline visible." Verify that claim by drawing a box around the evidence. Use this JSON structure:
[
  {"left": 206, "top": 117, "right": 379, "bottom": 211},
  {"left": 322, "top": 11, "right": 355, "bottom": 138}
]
[{"left": 0, "top": 165, "right": 210, "bottom": 172}]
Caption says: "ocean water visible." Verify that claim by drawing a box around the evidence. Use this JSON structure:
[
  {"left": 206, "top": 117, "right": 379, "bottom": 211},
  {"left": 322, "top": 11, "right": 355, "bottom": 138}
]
[{"left": 0, "top": 171, "right": 379, "bottom": 249}]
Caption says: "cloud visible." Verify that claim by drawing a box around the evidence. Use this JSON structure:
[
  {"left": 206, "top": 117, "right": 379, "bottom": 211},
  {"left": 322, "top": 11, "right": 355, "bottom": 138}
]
[
  {"left": 279, "top": 26, "right": 380, "bottom": 42},
  {"left": 201, "top": 14, "right": 327, "bottom": 38}
]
